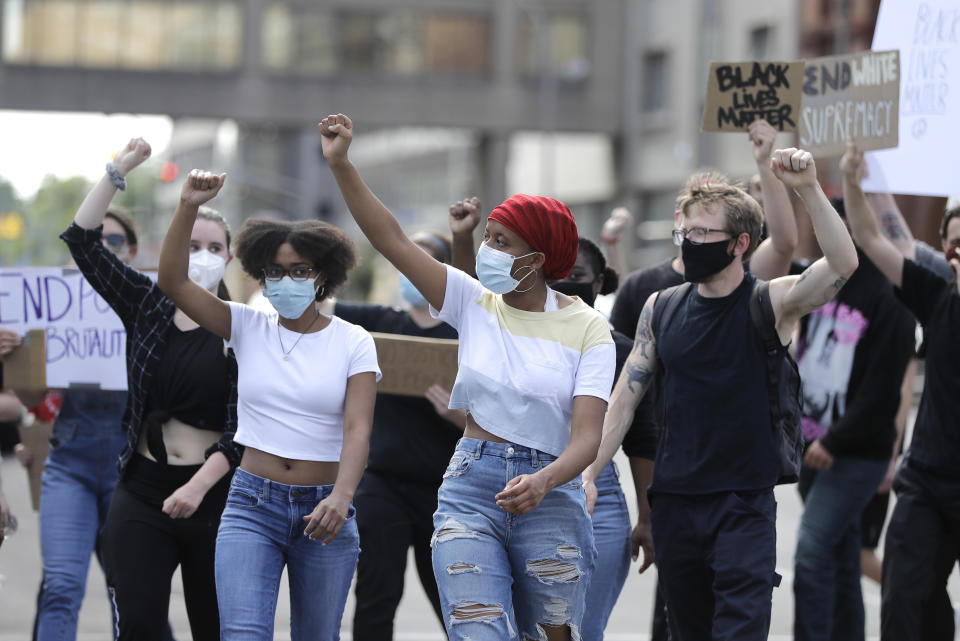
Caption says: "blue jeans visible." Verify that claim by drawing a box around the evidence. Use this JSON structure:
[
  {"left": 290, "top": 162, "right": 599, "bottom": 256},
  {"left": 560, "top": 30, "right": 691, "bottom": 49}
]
[
  {"left": 582, "top": 462, "right": 630, "bottom": 641},
  {"left": 793, "top": 457, "right": 889, "bottom": 641},
  {"left": 214, "top": 468, "right": 360, "bottom": 641},
  {"left": 432, "top": 438, "right": 596, "bottom": 641},
  {"left": 35, "top": 390, "right": 127, "bottom": 641}
]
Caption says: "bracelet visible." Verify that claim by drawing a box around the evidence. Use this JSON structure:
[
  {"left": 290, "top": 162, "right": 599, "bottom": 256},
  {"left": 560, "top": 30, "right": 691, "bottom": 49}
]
[
  {"left": 600, "top": 233, "right": 619, "bottom": 245},
  {"left": 105, "top": 162, "right": 127, "bottom": 191}
]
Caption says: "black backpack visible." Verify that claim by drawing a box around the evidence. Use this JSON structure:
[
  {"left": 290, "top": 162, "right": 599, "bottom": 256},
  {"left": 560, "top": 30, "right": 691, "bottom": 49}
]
[{"left": 651, "top": 279, "right": 803, "bottom": 485}]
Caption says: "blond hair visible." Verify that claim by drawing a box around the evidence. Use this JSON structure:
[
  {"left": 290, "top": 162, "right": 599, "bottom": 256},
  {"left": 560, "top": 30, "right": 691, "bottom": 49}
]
[{"left": 676, "top": 171, "right": 764, "bottom": 258}]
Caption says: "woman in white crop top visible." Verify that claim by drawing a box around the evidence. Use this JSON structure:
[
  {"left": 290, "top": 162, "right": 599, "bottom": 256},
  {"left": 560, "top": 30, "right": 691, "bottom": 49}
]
[
  {"left": 320, "top": 114, "right": 615, "bottom": 641},
  {"left": 157, "top": 170, "right": 380, "bottom": 641}
]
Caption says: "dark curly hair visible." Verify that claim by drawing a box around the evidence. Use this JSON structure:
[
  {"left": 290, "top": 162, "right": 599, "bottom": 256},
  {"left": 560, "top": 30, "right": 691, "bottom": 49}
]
[
  {"left": 234, "top": 219, "right": 357, "bottom": 301},
  {"left": 577, "top": 237, "right": 619, "bottom": 295},
  {"left": 941, "top": 205, "right": 960, "bottom": 240}
]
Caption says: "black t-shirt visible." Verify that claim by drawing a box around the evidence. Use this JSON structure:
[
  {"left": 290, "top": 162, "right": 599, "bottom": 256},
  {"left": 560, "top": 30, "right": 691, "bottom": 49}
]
[
  {"left": 609, "top": 258, "right": 684, "bottom": 460},
  {"left": 796, "top": 253, "right": 915, "bottom": 460},
  {"left": 653, "top": 273, "right": 780, "bottom": 494},
  {"left": 896, "top": 260, "right": 960, "bottom": 476},
  {"left": 335, "top": 302, "right": 460, "bottom": 485}
]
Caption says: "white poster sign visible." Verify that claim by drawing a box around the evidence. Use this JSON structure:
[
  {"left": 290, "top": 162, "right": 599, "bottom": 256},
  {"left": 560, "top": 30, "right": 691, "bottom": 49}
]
[
  {"left": 862, "top": 1, "right": 960, "bottom": 196},
  {"left": 0, "top": 267, "right": 150, "bottom": 390}
]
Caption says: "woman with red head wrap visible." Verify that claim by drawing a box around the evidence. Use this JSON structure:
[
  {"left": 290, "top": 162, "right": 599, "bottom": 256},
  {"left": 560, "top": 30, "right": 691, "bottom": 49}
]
[{"left": 320, "top": 114, "right": 615, "bottom": 641}]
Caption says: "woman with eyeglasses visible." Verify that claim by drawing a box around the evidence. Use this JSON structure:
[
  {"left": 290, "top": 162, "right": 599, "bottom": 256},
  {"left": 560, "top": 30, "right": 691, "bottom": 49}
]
[
  {"left": 157, "top": 169, "right": 380, "bottom": 641},
  {"left": 61, "top": 138, "right": 241, "bottom": 641},
  {"left": 320, "top": 114, "right": 614, "bottom": 641}
]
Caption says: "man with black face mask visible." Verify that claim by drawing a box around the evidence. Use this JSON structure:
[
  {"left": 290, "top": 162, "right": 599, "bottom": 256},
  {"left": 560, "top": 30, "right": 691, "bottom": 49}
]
[{"left": 584, "top": 147, "right": 858, "bottom": 641}]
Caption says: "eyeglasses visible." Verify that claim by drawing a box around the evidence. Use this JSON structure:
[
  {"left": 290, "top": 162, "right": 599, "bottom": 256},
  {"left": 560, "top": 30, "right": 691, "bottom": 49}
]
[
  {"left": 672, "top": 226, "right": 734, "bottom": 247},
  {"left": 262, "top": 265, "right": 317, "bottom": 282},
  {"left": 103, "top": 233, "right": 127, "bottom": 250}
]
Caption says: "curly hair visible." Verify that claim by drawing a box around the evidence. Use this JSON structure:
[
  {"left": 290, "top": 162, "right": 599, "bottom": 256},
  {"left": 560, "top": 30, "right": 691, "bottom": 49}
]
[
  {"left": 234, "top": 219, "right": 357, "bottom": 302},
  {"left": 676, "top": 171, "right": 764, "bottom": 259},
  {"left": 941, "top": 205, "right": 960, "bottom": 241},
  {"left": 577, "top": 237, "right": 619, "bottom": 295}
]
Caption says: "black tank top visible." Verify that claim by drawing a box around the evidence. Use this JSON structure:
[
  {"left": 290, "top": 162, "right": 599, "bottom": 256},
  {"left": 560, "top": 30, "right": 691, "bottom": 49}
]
[{"left": 653, "top": 273, "right": 779, "bottom": 494}]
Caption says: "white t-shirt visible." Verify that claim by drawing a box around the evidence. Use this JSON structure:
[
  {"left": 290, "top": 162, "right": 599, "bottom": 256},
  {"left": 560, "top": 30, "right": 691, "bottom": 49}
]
[
  {"left": 431, "top": 266, "right": 615, "bottom": 456},
  {"left": 226, "top": 302, "right": 381, "bottom": 462}
]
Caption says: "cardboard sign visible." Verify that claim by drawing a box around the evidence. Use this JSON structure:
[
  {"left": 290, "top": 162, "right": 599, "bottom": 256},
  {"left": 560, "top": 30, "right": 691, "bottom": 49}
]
[
  {"left": 799, "top": 50, "right": 900, "bottom": 156},
  {"left": 701, "top": 61, "right": 805, "bottom": 132},
  {"left": 370, "top": 332, "right": 458, "bottom": 397},
  {"left": 0, "top": 267, "right": 142, "bottom": 390},
  {"left": 0, "top": 329, "right": 46, "bottom": 391},
  {"left": 862, "top": 0, "right": 960, "bottom": 196}
]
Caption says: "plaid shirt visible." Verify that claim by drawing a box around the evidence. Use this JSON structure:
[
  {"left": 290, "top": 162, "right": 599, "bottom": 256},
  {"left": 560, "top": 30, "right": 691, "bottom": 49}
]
[{"left": 61, "top": 222, "right": 242, "bottom": 473}]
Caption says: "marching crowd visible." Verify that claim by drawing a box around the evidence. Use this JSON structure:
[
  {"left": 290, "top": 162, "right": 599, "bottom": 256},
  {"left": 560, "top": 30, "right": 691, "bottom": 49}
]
[{"left": 0, "top": 114, "right": 957, "bottom": 641}]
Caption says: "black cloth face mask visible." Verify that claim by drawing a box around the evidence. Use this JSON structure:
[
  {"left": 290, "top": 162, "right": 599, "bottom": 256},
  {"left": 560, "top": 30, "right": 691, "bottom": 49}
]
[
  {"left": 681, "top": 238, "right": 735, "bottom": 283},
  {"left": 551, "top": 280, "right": 597, "bottom": 307}
]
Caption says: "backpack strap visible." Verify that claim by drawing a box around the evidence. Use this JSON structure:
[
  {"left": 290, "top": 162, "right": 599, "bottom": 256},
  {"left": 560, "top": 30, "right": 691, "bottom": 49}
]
[
  {"left": 651, "top": 282, "right": 692, "bottom": 341},
  {"left": 749, "top": 279, "right": 783, "bottom": 417}
]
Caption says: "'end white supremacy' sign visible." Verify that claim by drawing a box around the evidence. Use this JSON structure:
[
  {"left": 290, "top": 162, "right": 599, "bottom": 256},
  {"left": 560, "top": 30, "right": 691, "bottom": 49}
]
[{"left": 0, "top": 267, "right": 151, "bottom": 390}]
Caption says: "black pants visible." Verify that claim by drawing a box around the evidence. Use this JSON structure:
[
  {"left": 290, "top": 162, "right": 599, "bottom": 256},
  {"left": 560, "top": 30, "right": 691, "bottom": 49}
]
[
  {"left": 352, "top": 470, "right": 445, "bottom": 640},
  {"left": 651, "top": 490, "right": 779, "bottom": 641},
  {"left": 881, "top": 462, "right": 960, "bottom": 641},
  {"left": 100, "top": 454, "right": 230, "bottom": 641}
]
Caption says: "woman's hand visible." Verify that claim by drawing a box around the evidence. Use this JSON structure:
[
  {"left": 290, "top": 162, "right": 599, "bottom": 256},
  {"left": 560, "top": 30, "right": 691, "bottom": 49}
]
[
  {"left": 449, "top": 198, "right": 482, "bottom": 236},
  {"left": 303, "top": 492, "right": 351, "bottom": 544},
  {"left": 495, "top": 472, "right": 550, "bottom": 515},
  {"left": 318, "top": 114, "right": 354, "bottom": 167},
  {"left": 162, "top": 480, "right": 206, "bottom": 519},
  {"left": 180, "top": 169, "right": 226, "bottom": 207},
  {"left": 0, "top": 329, "right": 21, "bottom": 359},
  {"left": 583, "top": 478, "right": 598, "bottom": 516},
  {"left": 113, "top": 138, "right": 152, "bottom": 177}
]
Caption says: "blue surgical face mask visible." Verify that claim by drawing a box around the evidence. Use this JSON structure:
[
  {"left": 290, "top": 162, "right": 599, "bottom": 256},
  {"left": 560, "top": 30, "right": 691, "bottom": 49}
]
[
  {"left": 475, "top": 244, "right": 537, "bottom": 294},
  {"left": 398, "top": 273, "right": 428, "bottom": 308},
  {"left": 263, "top": 277, "right": 317, "bottom": 319}
]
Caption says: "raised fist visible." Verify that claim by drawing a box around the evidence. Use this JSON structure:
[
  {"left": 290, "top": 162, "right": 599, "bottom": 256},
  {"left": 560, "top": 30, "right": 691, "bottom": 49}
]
[
  {"left": 748, "top": 119, "right": 777, "bottom": 164},
  {"left": 449, "top": 197, "right": 482, "bottom": 235},
  {"left": 601, "top": 207, "right": 633, "bottom": 243},
  {"left": 112, "top": 138, "right": 152, "bottom": 177},
  {"left": 770, "top": 148, "right": 817, "bottom": 189},
  {"left": 839, "top": 139, "right": 866, "bottom": 183},
  {"left": 180, "top": 169, "right": 227, "bottom": 207},
  {"left": 318, "top": 114, "right": 354, "bottom": 165}
]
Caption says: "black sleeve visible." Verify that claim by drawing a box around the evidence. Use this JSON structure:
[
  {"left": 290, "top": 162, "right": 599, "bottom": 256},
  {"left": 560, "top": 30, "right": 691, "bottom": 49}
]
[
  {"left": 609, "top": 273, "right": 642, "bottom": 338},
  {"left": 60, "top": 222, "right": 163, "bottom": 328},
  {"left": 204, "top": 348, "right": 244, "bottom": 468},
  {"left": 334, "top": 301, "right": 391, "bottom": 332},
  {"left": 819, "top": 299, "right": 915, "bottom": 458},
  {"left": 896, "top": 259, "right": 950, "bottom": 326}
]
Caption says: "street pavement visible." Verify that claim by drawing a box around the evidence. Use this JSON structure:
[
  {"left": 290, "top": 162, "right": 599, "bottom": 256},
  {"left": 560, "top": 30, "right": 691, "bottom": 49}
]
[{"left": 2, "top": 451, "right": 957, "bottom": 640}]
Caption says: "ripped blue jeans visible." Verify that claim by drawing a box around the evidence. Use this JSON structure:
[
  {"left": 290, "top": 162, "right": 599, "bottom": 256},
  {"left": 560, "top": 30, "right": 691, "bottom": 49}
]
[{"left": 432, "top": 438, "right": 596, "bottom": 641}]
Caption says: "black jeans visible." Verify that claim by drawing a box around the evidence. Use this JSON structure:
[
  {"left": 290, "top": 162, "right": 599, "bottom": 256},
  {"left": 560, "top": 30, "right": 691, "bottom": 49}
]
[
  {"left": 651, "top": 490, "right": 780, "bottom": 641},
  {"left": 352, "top": 470, "right": 445, "bottom": 641},
  {"left": 100, "top": 454, "right": 230, "bottom": 641},
  {"left": 881, "top": 462, "right": 960, "bottom": 641}
]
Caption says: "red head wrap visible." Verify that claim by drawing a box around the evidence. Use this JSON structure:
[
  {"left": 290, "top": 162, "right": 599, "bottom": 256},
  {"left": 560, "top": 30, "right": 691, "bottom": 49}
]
[{"left": 488, "top": 194, "right": 579, "bottom": 280}]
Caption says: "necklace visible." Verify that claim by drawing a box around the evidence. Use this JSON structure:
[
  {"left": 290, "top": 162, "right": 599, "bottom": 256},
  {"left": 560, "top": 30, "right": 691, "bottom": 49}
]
[{"left": 277, "top": 312, "right": 322, "bottom": 360}]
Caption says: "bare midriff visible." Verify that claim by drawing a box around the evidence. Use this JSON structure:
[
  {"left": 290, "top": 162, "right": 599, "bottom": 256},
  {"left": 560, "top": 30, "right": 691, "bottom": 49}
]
[
  {"left": 239, "top": 447, "right": 340, "bottom": 486},
  {"left": 463, "top": 414, "right": 511, "bottom": 444},
  {"left": 136, "top": 417, "right": 220, "bottom": 465}
]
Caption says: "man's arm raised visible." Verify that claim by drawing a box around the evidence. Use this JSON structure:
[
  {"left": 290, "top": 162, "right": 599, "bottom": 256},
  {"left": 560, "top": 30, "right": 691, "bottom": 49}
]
[
  {"left": 767, "top": 148, "right": 859, "bottom": 339},
  {"left": 748, "top": 119, "right": 798, "bottom": 281}
]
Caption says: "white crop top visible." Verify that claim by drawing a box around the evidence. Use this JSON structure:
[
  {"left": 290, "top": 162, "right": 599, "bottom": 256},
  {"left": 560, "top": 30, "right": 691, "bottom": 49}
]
[{"left": 226, "top": 302, "right": 381, "bottom": 461}]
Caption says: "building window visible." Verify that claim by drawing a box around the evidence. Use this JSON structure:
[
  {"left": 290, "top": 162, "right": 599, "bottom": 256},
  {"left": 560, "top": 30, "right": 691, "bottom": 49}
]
[
  {"left": 641, "top": 51, "right": 667, "bottom": 113},
  {"left": 749, "top": 26, "right": 771, "bottom": 61},
  {"left": 515, "top": 10, "right": 589, "bottom": 80},
  {"left": 3, "top": 0, "right": 242, "bottom": 70},
  {"left": 261, "top": 6, "right": 489, "bottom": 76}
]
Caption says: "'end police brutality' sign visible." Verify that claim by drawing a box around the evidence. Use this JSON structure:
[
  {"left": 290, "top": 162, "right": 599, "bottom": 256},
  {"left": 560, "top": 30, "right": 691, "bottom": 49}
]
[
  {"left": 0, "top": 268, "right": 146, "bottom": 390},
  {"left": 799, "top": 50, "right": 901, "bottom": 157}
]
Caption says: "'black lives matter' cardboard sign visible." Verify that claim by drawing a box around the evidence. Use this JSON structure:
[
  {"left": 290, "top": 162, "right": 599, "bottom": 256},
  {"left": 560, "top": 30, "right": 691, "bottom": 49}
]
[
  {"left": 799, "top": 50, "right": 900, "bottom": 156},
  {"left": 701, "top": 61, "right": 805, "bottom": 132}
]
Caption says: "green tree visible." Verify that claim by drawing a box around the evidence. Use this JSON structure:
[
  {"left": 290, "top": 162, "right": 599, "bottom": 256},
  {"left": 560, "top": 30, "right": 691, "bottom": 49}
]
[
  {"left": 23, "top": 175, "right": 92, "bottom": 266},
  {"left": 0, "top": 176, "right": 26, "bottom": 265}
]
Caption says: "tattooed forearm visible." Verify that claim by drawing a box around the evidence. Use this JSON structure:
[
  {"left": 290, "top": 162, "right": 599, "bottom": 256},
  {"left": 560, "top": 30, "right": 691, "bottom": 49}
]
[
  {"left": 626, "top": 363, "right": 652, "bottom": 395},
  {"left": 881, "top": 211, "right": 909, "bottom": 241}
]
